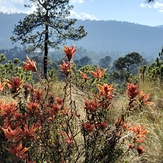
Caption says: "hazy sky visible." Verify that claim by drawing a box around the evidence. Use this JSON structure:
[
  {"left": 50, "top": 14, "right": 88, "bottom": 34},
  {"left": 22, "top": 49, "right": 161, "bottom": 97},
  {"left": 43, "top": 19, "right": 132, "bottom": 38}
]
[{"left": 0, "top": 0, "right": 163, "bottom": 26}]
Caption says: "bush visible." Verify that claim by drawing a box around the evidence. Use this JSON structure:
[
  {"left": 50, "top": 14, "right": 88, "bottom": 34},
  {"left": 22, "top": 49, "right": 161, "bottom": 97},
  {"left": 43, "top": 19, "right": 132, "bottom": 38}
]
[{"left": 0, "top": 46, "right": 152, "bottom": 163}]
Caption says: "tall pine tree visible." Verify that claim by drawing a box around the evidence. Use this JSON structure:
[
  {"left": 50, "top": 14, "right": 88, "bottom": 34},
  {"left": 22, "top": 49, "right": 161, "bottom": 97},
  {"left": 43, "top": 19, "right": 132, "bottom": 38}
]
[{"left": 11, "top": 0, "right": 87, "bottom": 79}]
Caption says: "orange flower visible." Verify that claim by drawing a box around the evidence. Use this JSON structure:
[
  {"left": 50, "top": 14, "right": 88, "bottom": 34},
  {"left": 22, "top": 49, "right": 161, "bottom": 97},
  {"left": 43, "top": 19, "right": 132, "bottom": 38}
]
[
  {"left": 7, "top": 77, "right": 22, "bottom": 93},
  {"left": 136, "top": 145, "right": 145, "bottom": 155},
  {"left": 80, "top": 71, "right": 88, "bottom": 82},
  {"left": 90, "top": 67, "right": 107, "bottom": 80},
  {"left": 129, "top": 124, "right": 148, "bottom": 143},
  {"left": 60, "top": 60, "right": 73, "bottom": 75},
  {"left": 3, "top": 126, "right": 22, "bottom": 142},
  {"left": 126, "top": 83, "right": 140, "bottom": 99},
  {"left": 22, "top": 56, "right": 37, "bottom": 72},
  {"left": 98, "top": 83, "right": 114, "bottom": 99},
  {"left": 0, "top": 82, "right": 5, "bottom": 92},
  {"left": 63, "top": 46, "right": 76, "bottom": 61},
  {"left": 8, "top": 141, "right": 28, "bottom": 160},
  {"left": 139, "top": 90, "right": 153, "bottom": 106}
]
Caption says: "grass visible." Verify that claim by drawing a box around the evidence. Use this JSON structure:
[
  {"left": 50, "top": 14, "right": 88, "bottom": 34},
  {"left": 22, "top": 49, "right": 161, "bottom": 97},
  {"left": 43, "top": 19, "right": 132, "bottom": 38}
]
[{"left": 48, "top": 79, "right": 163, "bottom": 162}]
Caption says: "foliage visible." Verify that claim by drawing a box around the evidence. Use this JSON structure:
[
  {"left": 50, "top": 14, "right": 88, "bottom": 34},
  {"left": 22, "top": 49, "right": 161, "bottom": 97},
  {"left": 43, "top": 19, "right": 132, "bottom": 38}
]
[
  {"left": 0, "top": 46, "right": 152, "bottom": 163},
  {"left": 139, "top": 47, "right": 163, "bottom": 85},
  {"left": 10, "top": 0, "right": 87, "bottom": 78},
  {"left": 110, "top": 52, "right": 144, "bottom": 84},
  {"left": 0, "top": 54, "right": 33, "bottom": 84},
  {"left": 99, "top": 55, "right": 112, "bottom": 69}
]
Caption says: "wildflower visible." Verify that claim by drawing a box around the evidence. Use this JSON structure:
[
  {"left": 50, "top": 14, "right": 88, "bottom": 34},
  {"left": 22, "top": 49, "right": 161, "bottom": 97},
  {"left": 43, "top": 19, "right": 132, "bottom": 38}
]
[
  {"left": 80, "top": 71, "right": 88, "bottom": 82},
  {"left": 129, "top": 124, "right": 148, "bottom": 143},
  {"left": 139, "top": 90, "right": 153, "bottom": 106},
  {"left": 90, "top": 67, "right": 107, "bottom": 80},
  {"left": 0, "top": 82, "right": 5, "bottom": 92},
  {"left": 126, "top": 83, "right": 140, "bottom": 99},
  {"left": 7, "top": 77, "right": 22, "bottom": 93},
  {"left": 33, "top": 89, "right": 45, "bottom": 102},
  {"left": 27, "top": 102, "right": 40, "bottom": 116},
  {"left": 56, "top": 98, "right": 63, "bottom": 105},
  {"left": 63, "top": 45, "right": 76, "bottom": 61},
  {"left": 3, "top": 126, "right": 22, "bottom": 142},
  {"left": 98, "top": 83, "right": 114, "bottom": 99},
  {"left": 95, "top": 121, "right": 107, "bottom": 130},
  {"left": 122, "top": 122, "right": 130, "bottom": 131},
  {"left": 51, "top": 104, "right": 62, "bottom": 115},
  {"left": 115, "top": 117, "right": 123, "bottom": 128},
  {"left": 136, "top": 145, "right": 145, "bottom": 155},
  {"left": 21, "top": 124, "right": 37, "bottom": 140},
  {"left": 8, "top": 141, "right": 28, "bottom": 160},
  {"left": 83, "top": 122, "right": 94, "bottom": 132},
  {"left": 84, "top": 98, "right": 99, "bottom": 112},
  {"left": 22, "top": 56, "right": 37, "bottom": 72},
  {"left": 60, "top": 60, "right": 73, "bottom": 76},
  {"left": 0, "top": 102, "right": 18, "bottom": 117}
]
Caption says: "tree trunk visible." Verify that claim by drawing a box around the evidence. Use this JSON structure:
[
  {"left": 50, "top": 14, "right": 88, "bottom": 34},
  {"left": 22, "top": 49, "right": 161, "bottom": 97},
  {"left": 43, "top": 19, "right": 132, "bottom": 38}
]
[{"left": 44, "top": 10, "right": 49, "bottom": 79}]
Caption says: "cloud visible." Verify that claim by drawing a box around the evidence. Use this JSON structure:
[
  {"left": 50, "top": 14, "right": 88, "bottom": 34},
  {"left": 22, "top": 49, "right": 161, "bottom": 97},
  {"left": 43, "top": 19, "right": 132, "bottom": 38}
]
[
  {"left": 140, "top": 3, "right": 152, "bottom": 8},
  {"left": 140, "top": 1, "right": 163, "bottom": 12},
  {"left": 0, "top": 0, "right": 35, "bottom": 13},
  {"left": 71, "top": 0, "right": 84, "bottom": 3},
  {"left": 154, "top": 2, "right": 163, "bottom": 12},
  {"left": 71, "top": 11, "right": 98, "bottom": 20}
]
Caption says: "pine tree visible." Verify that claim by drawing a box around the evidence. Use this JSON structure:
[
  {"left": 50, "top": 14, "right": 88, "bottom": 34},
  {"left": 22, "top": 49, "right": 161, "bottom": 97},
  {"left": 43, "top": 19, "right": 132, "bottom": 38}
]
[{"left": 11, "top": 0, "right": 87, "bottom": 79}]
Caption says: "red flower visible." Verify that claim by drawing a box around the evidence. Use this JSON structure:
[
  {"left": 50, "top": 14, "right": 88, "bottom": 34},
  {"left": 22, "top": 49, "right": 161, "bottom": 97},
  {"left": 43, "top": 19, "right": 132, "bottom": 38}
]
[
  {"left": 8, "top": 141, "right": 28, "bottom": 160},
  {"left": 21, "top": 124, "right": 37, "bottom": 140},
  {"left": 3, "top": 126, "right": 22, "bottom": 142},
  {"left": 22, "top": 56, "right": 37, "bottom": 72},
  {"left": 0, "top": 102, "right": 18, "bottom": 117},
  {"left": 139, "top": 90, "right": 153, "bottom": 106},
  {"left": 51, "top": 104, "right": 62, "bottom": 115},
  {"left": 136, "top": 145, "right": 145, "bottom": 155},
  {"left": 90, "top": 67, "right": 107, "bottom": 80},
  {"left": 60, "top": 60, "right": 73, "bottom": 75},
  {"left": 115, "top": 117, "right": 123, "bottom": 128},
  {"left": 95, "top": 121, "right": 107, "bottom": 130},
  {"left": 83, "top": 123, "right": 94, "bottom": 132},
  {"left": 63, "top": 46, "right": 76, "bottom": 61},
  {"left": 80, "top": 71, "right": 88, "bottom": 82},
  {"left": 126, "top": 83, "right": 140, "bottom": 99},
  {"left": 32, "top": 89, "right": 45, "bottom": 102},
  {"left": 7, "top": 77, "right": 22, "bottom": 93},
  {"left": 84, "top": 98, "right": 99, "bottom": 112},
  {"left": 27, "top": 102, "right": 40, "bottom": 116}
]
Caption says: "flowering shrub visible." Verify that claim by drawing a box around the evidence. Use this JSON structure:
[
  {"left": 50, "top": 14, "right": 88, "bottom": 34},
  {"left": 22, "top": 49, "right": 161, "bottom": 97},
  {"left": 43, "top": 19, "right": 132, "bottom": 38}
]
[{"left": 0, "top": 46, "right": 152, "bottom": 163}]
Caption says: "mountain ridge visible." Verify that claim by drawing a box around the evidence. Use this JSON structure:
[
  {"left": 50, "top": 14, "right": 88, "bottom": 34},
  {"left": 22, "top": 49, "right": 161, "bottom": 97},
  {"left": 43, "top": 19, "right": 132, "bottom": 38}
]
[{"left": 0, "top": 12, "right": 163, "bottom": 60}]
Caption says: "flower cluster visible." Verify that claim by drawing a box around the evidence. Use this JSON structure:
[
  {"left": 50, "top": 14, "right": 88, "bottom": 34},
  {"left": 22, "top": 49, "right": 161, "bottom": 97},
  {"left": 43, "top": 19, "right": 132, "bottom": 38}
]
[
  {"left": 128, "top": 124, "right": 149, "bottom": 155},
  {"left": 126, "top": 83, "right": 153, "bottom": 110}
]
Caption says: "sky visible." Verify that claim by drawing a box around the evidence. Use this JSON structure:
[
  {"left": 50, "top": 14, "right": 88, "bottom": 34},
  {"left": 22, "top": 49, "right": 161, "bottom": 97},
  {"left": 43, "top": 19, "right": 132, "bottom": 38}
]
[{"left": 0, "top": 0, "right": 163, "bottom": 26}]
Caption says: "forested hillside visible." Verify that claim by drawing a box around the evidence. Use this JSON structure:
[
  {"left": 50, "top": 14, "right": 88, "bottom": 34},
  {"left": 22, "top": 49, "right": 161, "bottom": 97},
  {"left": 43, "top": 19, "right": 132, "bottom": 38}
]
[{"left": 1, "top": 12, "right": 163, "bottom": 61}]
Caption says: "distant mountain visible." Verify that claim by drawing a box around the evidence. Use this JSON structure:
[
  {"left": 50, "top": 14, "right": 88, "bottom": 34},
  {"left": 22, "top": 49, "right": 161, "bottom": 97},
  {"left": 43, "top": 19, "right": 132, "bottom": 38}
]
[{"left": 0, "top": 12, "right": 163, "bottom": 60}]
